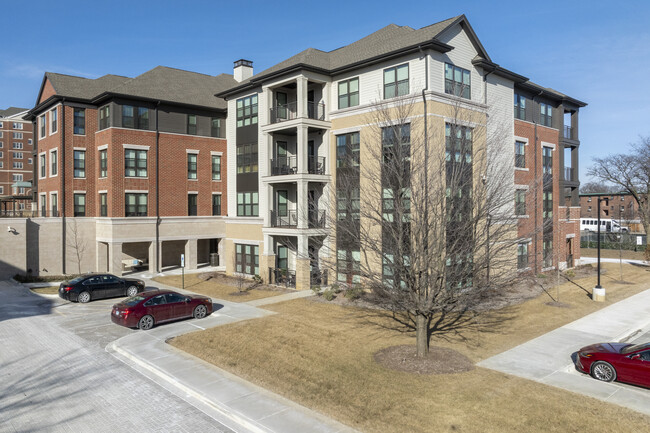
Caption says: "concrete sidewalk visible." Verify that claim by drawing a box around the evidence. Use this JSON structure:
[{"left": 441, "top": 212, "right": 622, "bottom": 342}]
[
  {"left": 478, "top": 288, "right": 650, "bottom": 415},
  {"left": 109, "top": 278, "right": 358, "bottom": 433}
]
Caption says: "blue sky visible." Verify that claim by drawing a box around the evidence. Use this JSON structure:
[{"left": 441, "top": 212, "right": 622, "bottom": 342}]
[{"left": 2, "top": 0, "right": 647, "bottom": 183}]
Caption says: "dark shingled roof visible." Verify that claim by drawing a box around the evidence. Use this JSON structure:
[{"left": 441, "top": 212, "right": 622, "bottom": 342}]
[
  {"left": 40, "top": 68, "right": 237, "bottom": 110},
  {"left": 0, "top": 107, "right": 29, "bottom": 118}
]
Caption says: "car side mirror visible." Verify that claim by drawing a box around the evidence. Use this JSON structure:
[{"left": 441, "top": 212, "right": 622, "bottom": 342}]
[
  {"left": 630, "top": 354, "right": 641, "bottom": 360},
  {"left": 185, "top": 298, "right": 191, "bottom": 303}
]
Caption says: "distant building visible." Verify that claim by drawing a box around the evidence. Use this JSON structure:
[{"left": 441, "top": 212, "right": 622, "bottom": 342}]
[
  {"left": 0, "top": 107, "right": 34, "bottom": 215},
  {"left": 580, "top": 192, "right": 645, "bottom": 233}
]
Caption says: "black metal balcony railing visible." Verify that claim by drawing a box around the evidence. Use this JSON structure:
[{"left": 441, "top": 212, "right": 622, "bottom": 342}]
[
  {"left": 307, "top": 102, "right": 325, "bottom": 120},
  {"left": 270, "top": 101, "right": 326, "bottom": 124},
  {"left": 311, "top": 269, "right": 328, "bottom": 287},
  {"left": 270, "top": 210, "right": 298, "bottom": 228},
  {"left": 308, "top": 156, "right": 326, "bottom": 174},
  {"left": 0, "top": 209, "right": 61, "bottom": 218},
  {"left": 269, "top": 267, "right": 296, "bottom": 288},
  {"left": 564, "top": 166, "right": 574, "bottom": 181},
  {"left": 271, "top": 156, "right": 298, "bottom": 175},
  {"left": 308, "top": 209, "right": 326, "bottom": 228},
  {"left": 563, "top": 125, "right": 573, "bottom": 140}
]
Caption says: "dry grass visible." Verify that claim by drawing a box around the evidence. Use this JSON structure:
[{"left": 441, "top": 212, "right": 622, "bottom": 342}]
[
  {"left": 581, "top": 248, "right": 647, "bottom": 261},
  {"left": 171, "top": 263, "right": 650, "bottom": 433},
  {"left": 154, "top": 273, "right": 290, "bottom": 302},
  {"left": 30, "top": 286, "right": 59, "bottom": 295}
]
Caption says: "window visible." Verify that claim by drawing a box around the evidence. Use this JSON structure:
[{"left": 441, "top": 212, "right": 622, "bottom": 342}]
[
  {"left": 514, "top": 93, "right": 526, "bottom": 120},
  {"left": 0, "top": 186, "right": 3, "bottom": 194},
  {"left": 13, "top": 142, "right": 23, "bottom": 149},
  {"left": 543, "top": 191, "right": 553, "bottom": 219},
  {"left": 13, "top": 152, "right": 23, "bottom": 159},
  {"left": 74, "top": 108, "right": 86, "bottom": 134},
  {"left": 51, "top": 194, "right": 58, "bottom": 217},
  {"left": 74, "top": 150, "right": 86, "bottom": 178},
  {"left": 517, "top": 242, "right": 528, "bottom": 269},
  {"left": 277, "top": 245, "right": 288, "bottom": 270},
  {"left": 338, "top": 77, "right": 359, "bottom": 109},
  {"left": 13, "top": 122, "right": 23, "bottom": 130},
  {"left": 188, "top": 194, "right": 198, "bottom": 216},
  {"left": 382, "top": 124, "right": 411, "bottom": 163},
  {"left": 99, "top": 149, "right": 108, "bottom": 177},
  {"left": 100, "top": 193, "right": 107, "bottom": 217},
  {"left": 50, "top": 107, "right": 58, "bottom": 134},
  {"left": 13, "top": 132, "right": 23, "bottom": 139},
  {"left": 13, "top": 162, "right": 23, "bottom": 169},
  {"left": 445, "top": 63, "right": 471, "bottom": 99},
  {"left": 236, "top": 143, "right": 258, "bottom": 173},
  {"left": 74, "top": 194, "right": 86, "bottom": 217},
  {"left": 39, "top": 114, "right": 46, "bottom": 138},
  {"left": 543, "top": 237, "right": 553, "bottom": 267},
  {"left": 515, "top": 190, "right": 526, "bottom": 215},
  {"left": 235, "top": 244, "right": 259, "bottom": 275},
  {"left": 187, "top": 115, "right": 197, "bottom": 135},
  {"left": 384, "top": 64, "right": 409, "bottom": 99},
  {"left": 542, "top": 147, "right": 552, "bottom": 175},
  {"left": 237, "top": 192, "right": 258, "bottom": 216},
  {"left": 588, "top": 206, "right": 592, "bottom": 212},
  {"left": 122, "top": 105, "right": 134, "bottom": 128},
  {"left": 28, "top": 139, "right": 32, "bottom": 145},
  {"left": 540, "top": 103, "right": 553, "bottom": 127},
  {"left": 236, "top": 95, "right": 258, "bottom": 127},
  {"left": 382, "top": 187, "right": 411, "bottom": 222},
  {"left": 211, "top": 118, "right": 222, "bottom": 137},
  {"left": 50, "top": 150, "right": 57, "bottom": 176},
  {"left": 12, "top": 174, "right": 23, "bottom": 182},
  {"left": 515, "top": 141, "right": 526, "bottom": 168},
  {"left": 337, "top": 188, "right": 360, "bottom": 221},
  {"left": 337, "top": 249, "right": 361, "bottom": 284},
  {"left": 40, "top": 154, "right": 46, "bottom": 178},
  {"left": 336, "top": 132, "right": 360, "bottom": 168},
  {"left": 125, "top": 149, "right": 147, "bottom": 177},
  {"left": 187, "top": 153, "right": 197, "bottom": 179},
  {"left": 28, "top": 158, "right": 32, "bottom": 164},
  {"left": 40, "top": 194, "right": 46, "bottom": 216},
  {"left": 212, "top": 194, "right": 221, "bottom": 216},
  {"left": 277, "top": 190, "right": 288, "bottom": 217},
  {"left": 125, "top": 193, "right": 147, "bottom": 217},
  {"left": 99, "top": 105, "right": 110, "bottom": 130},
  {"left": 212, "top": 155, "right": 221, "bottom": 180},
  {"left": 137, "top": 107, "right": 149, "bottom": 129}
]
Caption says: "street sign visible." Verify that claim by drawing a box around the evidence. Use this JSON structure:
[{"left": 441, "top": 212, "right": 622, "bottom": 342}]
[{"left": 181, "top": 254, "right": 185, "bottom": 268}]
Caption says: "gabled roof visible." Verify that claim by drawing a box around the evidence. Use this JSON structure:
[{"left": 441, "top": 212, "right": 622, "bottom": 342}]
[
  {"left": 0, "top": 107, "right": 30, "bottom": 118},
  {"left": 40, "top": 73, "right": 129, "bottom": 101}
]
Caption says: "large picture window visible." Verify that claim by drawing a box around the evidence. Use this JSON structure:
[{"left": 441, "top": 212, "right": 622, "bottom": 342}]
[
  {"left": 235, "top": 244, "right": 259, "bottom": 276},
  {"left": 445, "top": 63, "right": 471, "bottom": 99},
  {"left": 384, "top": 64, "right": 409, "bottom": 99},
  {"left": 236, "top": 143, "right": 258, "bottom": 173},
  {"left": 237, "top": 192, "right": 258, "bottom": 216},
  {"left": 125, "top": 149, "right": 147, "bottom": 177},
  {"left": 338, "top": 78, "right": 359, "bottom": 109},
  {"left": 122, "top": 105, "right": 150, "bottom": 130},
  {"left": 236, "top": 95, "right": 258, "bottom": 127}
]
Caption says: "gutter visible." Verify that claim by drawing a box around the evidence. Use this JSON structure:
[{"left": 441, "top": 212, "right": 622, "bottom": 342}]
[
  {"left": 155, "top": 101, "right": 161, "bottom": 273},
  {"left": 61, "top": 98, "right": 66, "bottom": 274}
]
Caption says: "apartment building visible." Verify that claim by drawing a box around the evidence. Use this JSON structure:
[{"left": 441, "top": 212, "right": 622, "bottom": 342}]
[
  {"left": 580, "top": 192, "right": 645, "bottom": 233},
  {"left": 0, "top": 107, "right": 34, "bottom": 214},
  {"left": 216, "top": 15, "right": 586, "bottom": 289},
  {"left": 26, "top": 67, "right": 235, "bottom": 276}
]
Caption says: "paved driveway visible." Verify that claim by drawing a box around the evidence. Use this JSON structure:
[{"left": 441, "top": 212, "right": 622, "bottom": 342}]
[
  {"left": 0, "top": 280, "right": 241, "bottom": 433},
  {"left": 478, "top": 289, "right": 650, "bottom": 416}
]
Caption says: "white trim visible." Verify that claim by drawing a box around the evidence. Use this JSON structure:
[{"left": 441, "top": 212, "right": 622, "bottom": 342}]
[
  {"left": 39, "top": 113, "right": 47, "bottom": 139},
  {"left": 49, "top": 106, "right": 59, "bottom": 136},
  {"left": 38, "top": 151, "right": 46, "bottom": 179},
  {"left": 125, "top": 190, "right": 149, "bottom": 193},
  {"left": 225, "top": 217, "right": 264, "bottom": 225},
  {"left": 73, "top": 190, "right": 86, "bottom": 194},
  {"left": 48, "top": 148, "right": 58, "bottom": 178},
  {"left": 515, "top": 184, "right": 529, "bottom": 190},
  {"left": 97, "top": 144, "right": 109, "bottom": 150},
  {"left": 210, "top": 151, "right": 223, "bottom": 156},
  {"left": 330, "top": 126, "right": 362, "bottom": 135},
  {"left": 98, "top": 190, "right": 108, "bottom": 194},
  {"left": 515, "top": 215, "right": 530, "bottom": 219},
  {"left": 514, "top": 136, "right": 529, "bottom": 145},
  {"left": 230, "top": 239, "right": 261, "bottom": 246},
  {"left": 541, "top": 141, "right": 556, "bottom": 150},
  {"left": 188, "top": 191, "right": 199, "bottom": 194},
  {"left": 514, "top": 167, "right": 529, "bottom": 172},
  {"left": 73, "top": 146, "right": 86, "bottom": 151},
  {"left": 211, "top": 191, "right": 222, "bottom": 195},
  {"left": 122, "top": 144, "right": 150, "bottom": 150},
  {"left": 186, "top": 149, "right": 200, "bottom": 154},
  {"left": 566, "top": 233, "right": 576, "bottom": 239}
]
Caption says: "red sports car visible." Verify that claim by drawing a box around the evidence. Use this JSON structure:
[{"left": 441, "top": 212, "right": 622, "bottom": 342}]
[
  {"left": 576, "top": 342, "right": 650, "bottom": 388},
  {"left": 111, "top": 290, "right": 213, "bottom": 330}
]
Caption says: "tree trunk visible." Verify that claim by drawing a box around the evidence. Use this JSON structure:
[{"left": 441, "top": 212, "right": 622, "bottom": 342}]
[{"left": 416, "top": 314, "right": 429, "bottom": 357}]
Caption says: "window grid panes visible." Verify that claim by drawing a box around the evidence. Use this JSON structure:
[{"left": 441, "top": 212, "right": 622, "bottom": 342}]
[
  {"left": 100, "top": 193, "right": 107, "bottom": 217},
  {"left": 212, "top": 155, "right": 221, "bottom": 180},
  {"left": 51, "top": 150, "right": 57, "bottom": 176},
  {"left": 73, "top": 194, "right": 85, "bottom": 217},
  {"left": 237, "top": 192, "right": 259, "bottom": 216},
  {"left": 384, "top": 64, "right": 409, "bottom": 99},
  {"left": 187, "top": 153, "right": 197, "bottom": 179},
  {"left": 235, "top": 244, "right": 259, "bottom": 275},
  {"left": 336, "top": 132, "right": 360, "bottom": 168},
  {"left": 236, "top": 95, "right": 258, "bottom": 127},
  {"left": 125, "top": 193, "right": 147, "bottom": 217},
  {"left": 74, "top": 108, "right": 86, "bottom": 134},
  {"left": 445, "top": 63, "right": 471, "bottom": 99},
  {"left": 212, "top": 194, "right": 221, "bottom": 216},
  {"left": 515, "top": 190, "right": 526, "bottom": 215},
  {"left": 338, "top": 78, "right": 359, "bottom": 109},
  {"left": 187, "top": 115, "right": 197, "bottom": 135},
  {"left": 73, "top": 150, "right": 85, "bottom": 178},
  {"left": 188, "top": 194, "right": 198, "bottom": 216},
  {"left": 515, "top": 141, "right": 525, "bottom": 168},
  {"left": 125, "top": 149, "right": 147, "bottom": 177},
  {"left": 514, "top": 93, "right": 526, "bottom": 120},
  {"left": 236, "top": 143, "right": 258, "bottom": 174},
  {"left": 99, "top": 105, "right": 110, "bottom": 130},
  {"left": 99, "top": 149, "right": 108, "bottom": 177}
]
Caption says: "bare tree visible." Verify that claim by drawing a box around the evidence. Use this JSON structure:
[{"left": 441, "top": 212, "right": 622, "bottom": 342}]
[
  {"left": 587, "top": 136, "right": 650, "bottom": 259},
  {"left": 579, "top": 181, "right": 617, "bottom": 194},
  {"left": 67, "top": 219, "right": 87, "bottom": 274},
  {"left": 331, "top": 95, "right": 525, "bottom": 357}
]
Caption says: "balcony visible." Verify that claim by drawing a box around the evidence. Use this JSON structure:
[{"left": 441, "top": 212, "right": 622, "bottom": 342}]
[
  {"left": 308, "top": 156, "right": 326, "bottom": 175},
  {"left": 308, "top": 209, "right": 326, "bottom": 228},
  {"left": 268, "top": 267, "right": 296, "bottom": 288},
  {"left": 270, "top": 210, "right": 298, "bottom": 228},
  {"left": 269, "top": 101, "right": 325, "bottom": 124},
  {"left": 563, "top": 166, "right": 574, "bottom": 182},
  {"left": 271, "top": 156, "right": 298, "bottom": 175},
  {"left": 563, "top": 125, "right": 573, "bottom": 139}
]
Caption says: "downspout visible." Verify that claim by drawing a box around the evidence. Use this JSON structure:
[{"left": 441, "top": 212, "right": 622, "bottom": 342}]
[
  {"left": 482, "top": 67, "right": 494, "bottom": 285},
  {"left": 61, "top": 99, "right": 66, "bottom": 274},
  {"left": 419, "top": 46, "right": 429, "bottom": 293},
  {"left": 155, "top": 101, "right": 161, "bottom": 273},
  {"left": 532, "top": 90, "right": 543, "bottom": 273}
]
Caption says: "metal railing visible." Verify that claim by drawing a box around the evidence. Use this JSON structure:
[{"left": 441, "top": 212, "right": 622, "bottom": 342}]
[
  {"left": 563, "top": 125, "right": 573, "bottom": 139},
  {"left": 311, "top": 269, "right": 328, "bottom": 287},
  {"left": 307, "top": 156, "right": 326, "bottom": 174},
  {"left": 563, "top": 166, "right": 574, "bottom": 181},
  {"left": 270, "top": 210, "right": 298, "bottom": 228},
  {"left": 308, "top": 209, "right": 326, "bottom": 228},
  {"left": 0, "top": 209, "right": 59, "bottom": 218},
  {"left": 307, "top": 102, "right": 325, "bottom": 120},
  {"left": 271, "top": 156, "right": 298, "bottom": 175},
  {"left": 269, "top": 267, "right": 296, "bottom": 288},
  {"left": 269, "top": 101, "right": 326, "bottom": 123}
]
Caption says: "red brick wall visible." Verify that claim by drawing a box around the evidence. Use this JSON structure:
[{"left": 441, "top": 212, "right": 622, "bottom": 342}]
[
  {"left": 0, "top": 118, "right": 34, "bottom": 210},
  {"left": 39, "top": 79, "right": 56, "bottom": 104}
]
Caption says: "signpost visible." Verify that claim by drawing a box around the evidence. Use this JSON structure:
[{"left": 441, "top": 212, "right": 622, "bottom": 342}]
[{"left": 181, "top": 253, "right": 185, "bottom": 291}]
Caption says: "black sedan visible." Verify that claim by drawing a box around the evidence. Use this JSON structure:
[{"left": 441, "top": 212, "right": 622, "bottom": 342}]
[{"left": 59, "top": 274, "right": 146, "bottom": 303}]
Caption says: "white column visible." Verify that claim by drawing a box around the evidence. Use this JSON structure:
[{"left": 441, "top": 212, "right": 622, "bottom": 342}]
[
  {"left": 297, "top": 124, "right": 308, "bottom": 174},
  {"left": 323, "top": 82, "right": 331, "bottom": 121},
  {"left": 322, "top": 129, "right": 330, "bottom": 175},
  {"left": 264, "top": 234, "right": 274, "bottom": 255},
  {"left": 297, "top": 180, "right": 308, "bottom": 229},
  {"left": 297, "top": 234, "right": 309, "bottom": 260},
  {"left": 297, "top": 76, "right": 308, "bottom": 119},
  {"left": 262, "top": 86, "right": 272, "bottom": 125}
]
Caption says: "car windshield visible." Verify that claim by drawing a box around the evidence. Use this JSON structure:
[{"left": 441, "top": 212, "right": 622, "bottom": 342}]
[
  {"left": 122, "top": 295, "right": 147, "bottom": 307},
  {"left": 621, "top": 342, "right": 650, "bottom": 354},
  {"left": 68, "top": 276, "right": 86, "bottom": 284}
]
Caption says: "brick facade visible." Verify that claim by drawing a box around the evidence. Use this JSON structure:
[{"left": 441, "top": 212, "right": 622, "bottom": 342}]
[{"left": 0, "top": 110, "right": 34, "bottom": 214}]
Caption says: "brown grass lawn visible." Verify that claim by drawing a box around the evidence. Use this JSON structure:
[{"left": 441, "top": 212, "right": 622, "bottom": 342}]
[
  {"left": 171, "top": 263, "right": 650, "bottom": 433},
  {"left": 154, "top": 273, "right": 290, "bottom": 302},
  {"left": 30, "top": 286, "right": 59, "bottom": 295},
  {"left": 581, "top": 248, "right": 647, "bottom": 261}
]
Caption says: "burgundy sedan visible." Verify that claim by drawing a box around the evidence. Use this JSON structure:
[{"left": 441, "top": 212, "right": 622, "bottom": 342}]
[
  {"left": 576, "top": 342, "right": 650, "bottom": 388},
  {"left": 111, "top": 290, "right": 212, "bottom": 330}
]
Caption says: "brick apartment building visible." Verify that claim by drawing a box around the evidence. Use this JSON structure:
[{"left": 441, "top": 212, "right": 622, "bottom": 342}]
[
  {"left": 0, "top": 107, "right": 34, "bottom": 214},
  {"left": 214, "top": 14, "right": 586, "bottom": 288},
  {"left": 580, "top": 192, "right": 645, "bottom": 233},
  {"left": 25, "top": 67, "right": 235, "bottom": 276}
]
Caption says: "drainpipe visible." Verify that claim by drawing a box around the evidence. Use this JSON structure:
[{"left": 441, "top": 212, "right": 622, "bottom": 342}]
[
  {"left": 482, "top": 67, "right": 494, "bottom": 284},
  {"left": 419, "top": 46, "right": 429, "bottom": 292},
  {"left": 532, "top": 90, "right": 543, "bottom": 273},
  {"left": 61, "top": 99, "right": 66, "bottom": 274},
  {"left": 155, "top": 101, "right": 161, "bottom": 273}
]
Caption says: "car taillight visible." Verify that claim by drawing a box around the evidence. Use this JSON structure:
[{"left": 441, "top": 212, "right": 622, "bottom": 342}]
[
  {"left": 123, "top": 309, "right": 130, "bottom": 316},
  {"left": 64, "top": 286, "right": 73, "bottom": 292}
]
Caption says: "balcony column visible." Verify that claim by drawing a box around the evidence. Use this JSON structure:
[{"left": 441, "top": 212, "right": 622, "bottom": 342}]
[
  {"left": 323, "top": 82, "right": 331, "bottom": 121},
  {"left": 297, "top": 76, "right": 309, "bottom": 119},
  {"left": 296, "top": 234, "right": 310, "bottom": 290},
  {"left": 108, "top": 242, "right": 123, "bottom": 276},
  {"left": 262, "top": 86, "right": 272, "bottom": 126},
  {"left": 261, "top": 131, "right": 272, "bottom": 177},
  {"left": 263, "top": 182, "right": 273, "bottom": 227},
  {"left": 261, "top": 234, "right": 275, "bottom": 284},
  {"left": 297, "top": 124, "right": 308, "bottom": 174},
  {"left": 297, "top": 180, "right": 308, "bottom": 229}
]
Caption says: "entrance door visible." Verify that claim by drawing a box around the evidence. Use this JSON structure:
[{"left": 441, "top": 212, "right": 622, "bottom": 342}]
[
  {"left": 307, "top": 90, "right": 315, "bottom": 118},
  {"left": 275, "top": 141, "right": 288, "bottom": 174},
  {"left": 276, "top": 92, "right": 288, "bottom": 120},
  {"left": 307, "top": 140, "right": 315, "bottom": 173},
  {"left": 566, "top": 238, "right": 573, "bottom": 268}
]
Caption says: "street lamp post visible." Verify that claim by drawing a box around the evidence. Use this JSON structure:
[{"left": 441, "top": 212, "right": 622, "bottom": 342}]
[{"left": 593, "top": 196, "right": 606, "bottom": 302}]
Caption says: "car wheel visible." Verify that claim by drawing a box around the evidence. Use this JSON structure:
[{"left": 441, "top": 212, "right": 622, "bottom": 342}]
[
  {"left": 126, "top": 285, "right": 138, "bottom": 297},
  {"left": 78, "top": 291, "right": 91, "bottom": 303},
  {"left": 193, "top": 305, "right": 207, "bottom": 319},
  {"left": 591, "top": 361, "right": 617, "bottom": 382},
  {"left": 138, "top": 315, "right": 154, "bottom": 330}
]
